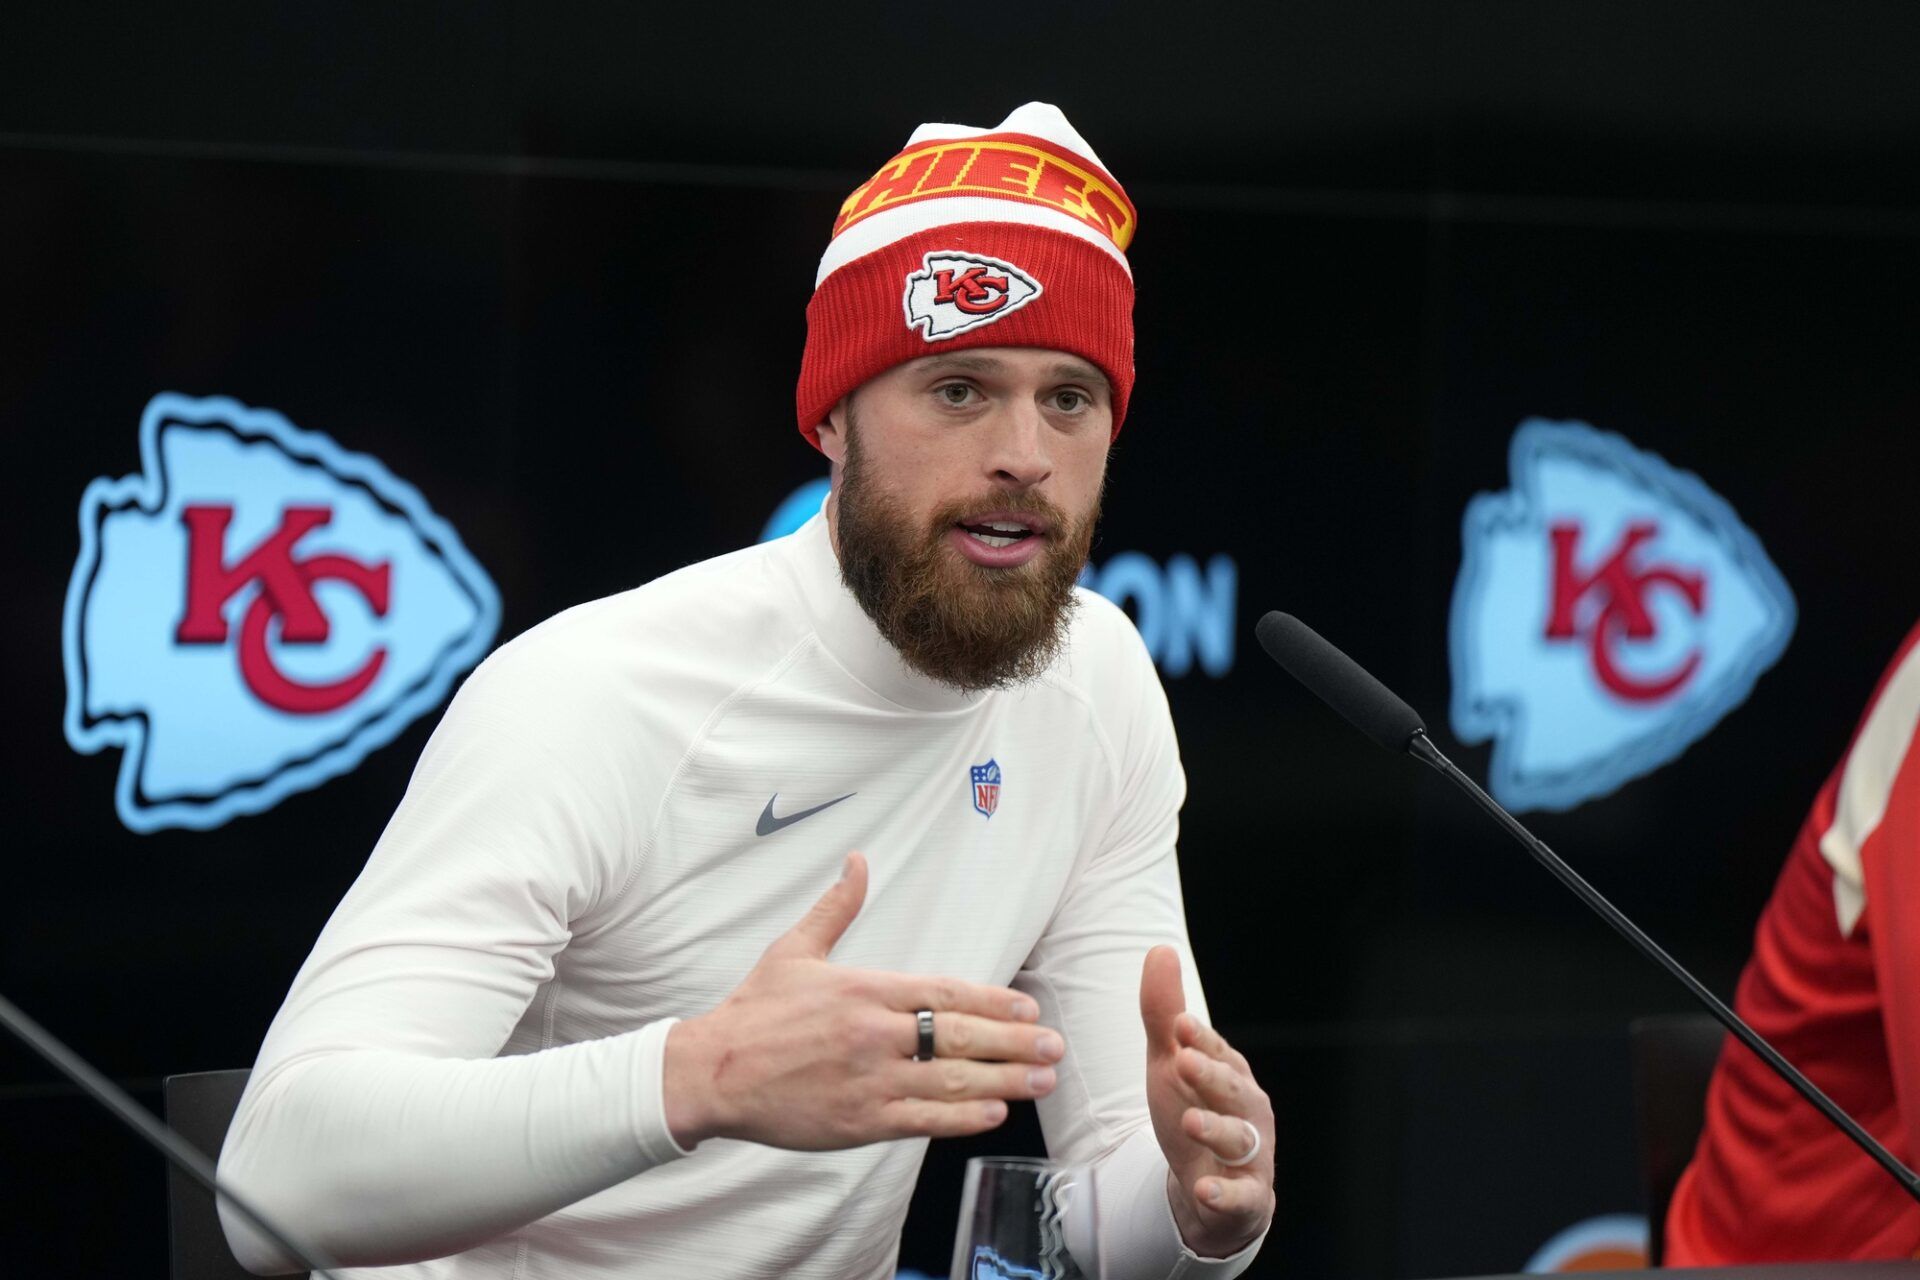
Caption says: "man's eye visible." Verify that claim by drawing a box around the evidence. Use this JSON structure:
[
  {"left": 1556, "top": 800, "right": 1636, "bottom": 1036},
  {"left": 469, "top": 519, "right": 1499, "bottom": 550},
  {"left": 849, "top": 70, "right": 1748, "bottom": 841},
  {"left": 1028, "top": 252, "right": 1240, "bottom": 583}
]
[
  {"left": 937, "top": 383, "right": 975, "bottom": 405},
  {"left": 1054, "top": 390, "right": 1087, "bottom": 412}
]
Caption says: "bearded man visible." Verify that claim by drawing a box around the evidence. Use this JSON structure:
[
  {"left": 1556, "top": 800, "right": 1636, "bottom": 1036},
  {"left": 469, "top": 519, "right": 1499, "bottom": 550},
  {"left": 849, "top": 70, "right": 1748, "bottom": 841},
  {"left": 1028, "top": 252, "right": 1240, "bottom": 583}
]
[{"left": 219, "top": 103, "right": 1275, "bottom": 1279}]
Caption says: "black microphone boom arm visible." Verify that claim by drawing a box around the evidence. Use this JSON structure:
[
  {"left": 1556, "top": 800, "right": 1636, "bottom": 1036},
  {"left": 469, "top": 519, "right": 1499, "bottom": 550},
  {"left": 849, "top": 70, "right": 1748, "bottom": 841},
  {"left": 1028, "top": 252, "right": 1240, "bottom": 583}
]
[
  {"left": 1256, "top": 609, "right": 1920, "bottom": 1206},
  {"left": 0, "top": 992, "right": 341, "bottom": 1277},
  {"left": 1405, "top": 732, "right": 1920, "bottom": 1204}
]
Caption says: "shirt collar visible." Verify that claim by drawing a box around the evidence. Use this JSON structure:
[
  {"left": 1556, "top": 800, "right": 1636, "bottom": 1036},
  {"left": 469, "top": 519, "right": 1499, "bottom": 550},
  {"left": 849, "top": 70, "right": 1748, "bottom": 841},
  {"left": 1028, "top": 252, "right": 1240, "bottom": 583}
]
[{"left": 787, "top": 512, "right": 987, "bottom": 713}]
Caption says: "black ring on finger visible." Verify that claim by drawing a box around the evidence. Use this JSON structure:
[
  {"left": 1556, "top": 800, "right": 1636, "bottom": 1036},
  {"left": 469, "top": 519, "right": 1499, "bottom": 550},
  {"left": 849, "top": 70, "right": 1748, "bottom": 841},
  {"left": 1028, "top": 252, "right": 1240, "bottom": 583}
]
[{"left": 914, "top": 1009, "right": 936, "bottom": 1061}]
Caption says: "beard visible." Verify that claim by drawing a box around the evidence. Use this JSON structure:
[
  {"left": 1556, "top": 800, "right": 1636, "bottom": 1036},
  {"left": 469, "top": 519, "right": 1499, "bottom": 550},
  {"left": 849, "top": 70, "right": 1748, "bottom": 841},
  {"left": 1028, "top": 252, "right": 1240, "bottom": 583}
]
[{"left": 834, "top": 418, "right": 1101, "bottom": 694}]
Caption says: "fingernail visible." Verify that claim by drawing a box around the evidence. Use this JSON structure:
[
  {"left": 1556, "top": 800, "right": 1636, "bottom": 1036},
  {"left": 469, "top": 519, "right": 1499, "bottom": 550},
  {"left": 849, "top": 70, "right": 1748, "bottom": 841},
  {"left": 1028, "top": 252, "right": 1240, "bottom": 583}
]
[
  {"left": 1205, "top": 1181, "right": 1223, "bottom": 1205},
  {"left": 1028, "top": 1067, "right": 1056, "bottom": 1093},
  {"left": 984, "top": 1100, "right": 1007, "bottom": 1123},
  {"left": 1200, "top": 1112, "right": 1214, "bottom": 1136},
  {"left": 1012, "top": 997, "right": 1040, "bottom": 1021},
  {"left": 1037, "top": 1032, "right": 1064, "bottom": 1061}
]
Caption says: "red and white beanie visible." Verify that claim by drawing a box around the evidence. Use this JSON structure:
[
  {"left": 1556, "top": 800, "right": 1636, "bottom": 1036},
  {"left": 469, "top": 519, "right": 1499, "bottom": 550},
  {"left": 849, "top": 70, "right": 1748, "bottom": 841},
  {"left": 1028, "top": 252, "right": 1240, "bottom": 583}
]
[{"left": 796, "top": 102, "right": 1137, "bottom": 449}]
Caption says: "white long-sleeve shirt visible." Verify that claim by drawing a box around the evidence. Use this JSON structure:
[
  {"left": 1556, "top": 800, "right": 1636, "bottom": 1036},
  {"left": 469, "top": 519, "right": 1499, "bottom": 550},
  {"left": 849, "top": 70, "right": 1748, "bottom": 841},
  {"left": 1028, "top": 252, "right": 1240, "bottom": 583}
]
[{"left": 219, "top": 512, "right": 1263, "bottom": 1279}]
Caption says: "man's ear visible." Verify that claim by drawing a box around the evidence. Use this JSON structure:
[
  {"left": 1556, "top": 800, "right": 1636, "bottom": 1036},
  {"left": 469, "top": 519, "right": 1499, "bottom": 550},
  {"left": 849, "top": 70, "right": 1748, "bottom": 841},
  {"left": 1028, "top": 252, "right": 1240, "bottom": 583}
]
[{"left": 816, "top": 397, "right": 850, "bottom": 467}]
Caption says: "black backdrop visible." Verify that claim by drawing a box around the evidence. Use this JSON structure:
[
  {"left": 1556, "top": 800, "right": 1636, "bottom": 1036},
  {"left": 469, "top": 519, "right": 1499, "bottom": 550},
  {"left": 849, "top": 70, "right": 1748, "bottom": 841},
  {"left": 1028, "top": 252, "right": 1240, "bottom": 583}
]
[{"left": 5, "top": 4, "right": 1920, "bottom": 1276}]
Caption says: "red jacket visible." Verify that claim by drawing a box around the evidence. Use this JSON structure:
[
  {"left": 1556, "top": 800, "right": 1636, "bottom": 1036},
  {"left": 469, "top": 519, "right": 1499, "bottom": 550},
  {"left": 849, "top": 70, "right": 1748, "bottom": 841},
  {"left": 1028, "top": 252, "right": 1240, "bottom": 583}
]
[{"left": 1669, "top": 621, "right": 1920, "bottom": 1262}]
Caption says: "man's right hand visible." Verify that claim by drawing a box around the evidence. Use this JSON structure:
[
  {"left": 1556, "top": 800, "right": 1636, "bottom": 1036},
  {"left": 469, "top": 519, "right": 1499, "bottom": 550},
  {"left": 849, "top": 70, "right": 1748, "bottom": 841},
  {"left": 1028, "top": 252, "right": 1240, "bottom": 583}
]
[{"left": 662, "top": 852, "right": 1063, "bottom": 1150}]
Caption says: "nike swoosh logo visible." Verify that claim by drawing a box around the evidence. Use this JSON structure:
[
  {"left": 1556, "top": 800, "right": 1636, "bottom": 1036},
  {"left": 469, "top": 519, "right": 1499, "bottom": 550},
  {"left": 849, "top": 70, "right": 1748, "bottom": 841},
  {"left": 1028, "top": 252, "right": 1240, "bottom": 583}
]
[{"left": 755, "top": 791, "right": 856, "bottom": 837}]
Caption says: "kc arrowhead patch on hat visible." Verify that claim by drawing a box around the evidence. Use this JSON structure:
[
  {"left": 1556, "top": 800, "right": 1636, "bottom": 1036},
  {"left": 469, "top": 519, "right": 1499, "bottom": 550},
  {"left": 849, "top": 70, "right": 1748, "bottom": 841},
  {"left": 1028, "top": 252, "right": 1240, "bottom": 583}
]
[{"left": 904, "top": 251, "right": 1043, "bottom": 340}]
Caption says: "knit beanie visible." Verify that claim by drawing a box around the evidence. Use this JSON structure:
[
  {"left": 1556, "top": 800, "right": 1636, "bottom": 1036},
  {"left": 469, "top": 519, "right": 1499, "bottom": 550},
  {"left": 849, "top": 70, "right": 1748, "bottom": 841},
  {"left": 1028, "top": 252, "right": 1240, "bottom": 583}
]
[{"left": 796, "top": 102, "right": 1136, "bottom": 449}]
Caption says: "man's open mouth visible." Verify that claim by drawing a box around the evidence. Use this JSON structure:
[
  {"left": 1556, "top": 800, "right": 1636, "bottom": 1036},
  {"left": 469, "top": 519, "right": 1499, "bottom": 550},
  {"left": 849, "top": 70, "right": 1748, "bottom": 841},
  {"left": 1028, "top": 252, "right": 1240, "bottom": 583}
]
[{"left": 956, "top": 517, "right": 1046, "bottom": 550}]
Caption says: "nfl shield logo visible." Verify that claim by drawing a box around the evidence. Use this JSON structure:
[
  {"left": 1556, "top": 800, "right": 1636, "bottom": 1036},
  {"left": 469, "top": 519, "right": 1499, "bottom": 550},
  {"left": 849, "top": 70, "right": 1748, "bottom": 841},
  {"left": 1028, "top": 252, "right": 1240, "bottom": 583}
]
[{"left": 970, "top": 758, "right": 1002, "bottom": 818}]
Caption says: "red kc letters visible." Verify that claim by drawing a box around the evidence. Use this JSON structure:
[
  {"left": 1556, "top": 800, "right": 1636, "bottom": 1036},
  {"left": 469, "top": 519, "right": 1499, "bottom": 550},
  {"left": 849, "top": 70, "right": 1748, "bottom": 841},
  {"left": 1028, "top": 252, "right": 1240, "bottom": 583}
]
[
  {"left": 176, "top": 504, "right": 391, "bottom": 714},
  {"left": 932, "top": 266, "right": 1011, "bottom": 314},
  {"left": 1545, "top": 520, "right": 1706, "bottom": 703}
]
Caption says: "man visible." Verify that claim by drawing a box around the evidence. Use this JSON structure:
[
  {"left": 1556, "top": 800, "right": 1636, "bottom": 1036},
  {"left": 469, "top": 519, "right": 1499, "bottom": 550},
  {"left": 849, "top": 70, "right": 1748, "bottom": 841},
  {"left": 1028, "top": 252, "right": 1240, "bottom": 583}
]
[
  {"left": 220, "top": 103, "right": 1275, "bottom": 1278},
  {"left": 1667, "top": 619, "right": 1920, "bottom": 1260}
]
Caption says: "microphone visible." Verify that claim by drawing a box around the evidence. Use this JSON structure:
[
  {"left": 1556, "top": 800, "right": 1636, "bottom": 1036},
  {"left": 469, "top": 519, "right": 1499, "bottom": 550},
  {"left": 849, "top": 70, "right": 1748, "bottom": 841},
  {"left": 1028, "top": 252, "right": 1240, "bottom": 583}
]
[
  {"left": 1254, "top": 612, "right": 1425, "bottom": 752},
  {"left": 1255, "top": 609, "right": 1920, "bottom": 1206},
  {"left": 0, "top": 992, "right": 341, "bottom": 1277}
]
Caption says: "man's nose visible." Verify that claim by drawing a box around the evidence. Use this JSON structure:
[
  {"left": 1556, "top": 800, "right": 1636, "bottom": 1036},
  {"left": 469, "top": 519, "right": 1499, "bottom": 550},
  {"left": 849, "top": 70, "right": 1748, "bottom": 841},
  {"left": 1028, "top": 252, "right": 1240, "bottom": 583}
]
[{"left": 985, "top": 400, "right": 1053, "bottom": 488}]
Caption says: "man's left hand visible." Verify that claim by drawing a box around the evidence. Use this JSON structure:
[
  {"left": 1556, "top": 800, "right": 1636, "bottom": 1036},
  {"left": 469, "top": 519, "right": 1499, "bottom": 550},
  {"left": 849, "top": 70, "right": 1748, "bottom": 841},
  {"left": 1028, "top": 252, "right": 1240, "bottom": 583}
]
[{"left": 1139, "top": 945, "right": 1275, "bottom": 1258}]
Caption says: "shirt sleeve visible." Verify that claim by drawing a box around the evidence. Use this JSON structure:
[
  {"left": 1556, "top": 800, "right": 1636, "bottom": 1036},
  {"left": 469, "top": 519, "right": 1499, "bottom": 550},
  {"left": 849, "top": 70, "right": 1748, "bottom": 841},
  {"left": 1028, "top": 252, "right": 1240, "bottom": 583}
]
[
  {"left": 1015, "top": 614, "right": 1266, "bottom": 1279},
  {"left": 217, "top": 637, "right": 689, "bottom": 1274},
  {"left": 1855, "top": 705, "right": 1920, "bottom": 1171}
]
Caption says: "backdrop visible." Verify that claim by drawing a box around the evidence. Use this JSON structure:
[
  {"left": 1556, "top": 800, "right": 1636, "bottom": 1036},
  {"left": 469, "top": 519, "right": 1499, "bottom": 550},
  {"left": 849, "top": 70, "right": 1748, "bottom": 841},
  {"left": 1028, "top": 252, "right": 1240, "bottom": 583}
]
[{"left": 5, "top": 4, "right": 1920, "bottom": 1276}]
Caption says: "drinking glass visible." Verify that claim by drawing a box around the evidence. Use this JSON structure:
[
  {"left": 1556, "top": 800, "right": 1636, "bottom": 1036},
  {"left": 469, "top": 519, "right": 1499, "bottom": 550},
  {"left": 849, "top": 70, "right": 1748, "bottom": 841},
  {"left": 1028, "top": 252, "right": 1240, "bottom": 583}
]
[{"left": 949, "top": 1156, "right": 1099, "bottom": 1280}]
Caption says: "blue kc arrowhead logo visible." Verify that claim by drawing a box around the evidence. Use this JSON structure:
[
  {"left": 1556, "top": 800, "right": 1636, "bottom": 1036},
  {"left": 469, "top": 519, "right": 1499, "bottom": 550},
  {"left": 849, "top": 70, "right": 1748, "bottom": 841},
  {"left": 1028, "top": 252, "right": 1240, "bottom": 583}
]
[
  {"left": 1449, "top": 419, "right": 1795, "bottom": 812},
  {"left": 62, "top": 393, "right": 501, "bottom": 833}
]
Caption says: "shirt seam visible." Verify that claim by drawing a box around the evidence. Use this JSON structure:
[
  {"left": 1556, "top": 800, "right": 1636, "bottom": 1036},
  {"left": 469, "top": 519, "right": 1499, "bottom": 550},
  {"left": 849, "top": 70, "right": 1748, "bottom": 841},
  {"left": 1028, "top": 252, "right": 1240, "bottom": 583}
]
[
  {"left": 1020, "top": 967, "right": 1128, "bottom": 1158},
  {"left": 540, "top": 974, "right": 564, "bottom": 1049},
  {"left": 601, "top": 631, "right": 820, "bottom": 915},
  {"left": 1034, "top": 669, "right": 1125, "bottom": 797},
  {"left": 1025, "top": 674, "right": 1127, "bottom": 942}
]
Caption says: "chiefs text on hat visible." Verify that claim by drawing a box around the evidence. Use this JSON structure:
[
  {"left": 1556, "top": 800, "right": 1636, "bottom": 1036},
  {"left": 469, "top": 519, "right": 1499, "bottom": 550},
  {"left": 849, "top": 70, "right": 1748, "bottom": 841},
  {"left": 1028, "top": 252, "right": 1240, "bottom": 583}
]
[{"left": 834, "top": 135, "right": 1135, "bottom": 252}]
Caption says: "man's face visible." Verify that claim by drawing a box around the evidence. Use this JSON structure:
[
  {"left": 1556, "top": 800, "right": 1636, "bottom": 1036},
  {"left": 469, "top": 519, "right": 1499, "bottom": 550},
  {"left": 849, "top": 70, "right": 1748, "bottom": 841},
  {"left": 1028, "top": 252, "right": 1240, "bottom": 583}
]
[{"left": 818, "top": 347, "right": 1114, "bottom": 692}]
